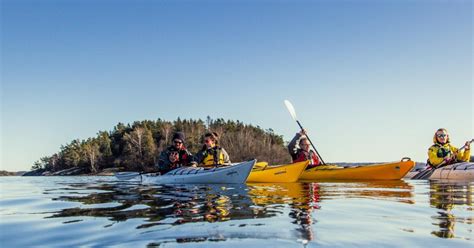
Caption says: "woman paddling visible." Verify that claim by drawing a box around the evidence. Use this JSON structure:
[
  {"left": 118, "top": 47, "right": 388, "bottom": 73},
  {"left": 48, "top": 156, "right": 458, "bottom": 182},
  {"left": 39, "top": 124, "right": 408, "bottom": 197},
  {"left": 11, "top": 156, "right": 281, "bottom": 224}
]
[{"left": 428, "top": 128, "right": 471, "bottom": 167}]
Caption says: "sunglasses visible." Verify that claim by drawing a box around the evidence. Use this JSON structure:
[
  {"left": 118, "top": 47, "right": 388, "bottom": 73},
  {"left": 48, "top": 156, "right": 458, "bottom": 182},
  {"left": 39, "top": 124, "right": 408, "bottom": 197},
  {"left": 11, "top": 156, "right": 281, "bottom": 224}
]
[
  {"left": 174, "top": 140, "right": 183, "bottom": 144},
  {"left": 436, "top": 134, "right": 447, "bottom": 138}
]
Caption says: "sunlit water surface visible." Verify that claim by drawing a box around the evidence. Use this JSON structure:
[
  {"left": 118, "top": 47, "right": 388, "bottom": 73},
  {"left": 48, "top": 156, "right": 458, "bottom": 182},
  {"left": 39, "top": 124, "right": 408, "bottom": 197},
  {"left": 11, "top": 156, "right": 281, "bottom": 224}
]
[{"left": 0, "top": 177, "right": 472, "bottom": 247}]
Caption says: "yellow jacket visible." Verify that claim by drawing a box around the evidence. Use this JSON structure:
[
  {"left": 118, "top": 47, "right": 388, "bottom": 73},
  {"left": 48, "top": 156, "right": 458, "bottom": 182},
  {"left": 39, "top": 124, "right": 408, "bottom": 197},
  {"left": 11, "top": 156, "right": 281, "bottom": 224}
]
[
  {"left": 428, "top": 143, "right": 471, "bottom": 167},
  {"left": 195, "top": 146, "right": 231, "bottom": 167}
]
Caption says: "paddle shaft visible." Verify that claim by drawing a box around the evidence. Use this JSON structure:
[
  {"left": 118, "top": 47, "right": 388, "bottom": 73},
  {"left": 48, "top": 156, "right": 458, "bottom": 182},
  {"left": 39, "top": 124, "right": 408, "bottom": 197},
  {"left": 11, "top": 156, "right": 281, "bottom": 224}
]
[{"left": 296, "top": 120, "right": 326, "bottom": 165}]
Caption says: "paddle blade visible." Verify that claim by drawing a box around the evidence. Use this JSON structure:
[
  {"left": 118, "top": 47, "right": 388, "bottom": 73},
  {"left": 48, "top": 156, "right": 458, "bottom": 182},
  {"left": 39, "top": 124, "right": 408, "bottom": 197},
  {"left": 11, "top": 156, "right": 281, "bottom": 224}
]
[
  {"left": 115, "top": 171, "right": 140, "bottom": 180},
  {"left": 411, "top": 168, "right": 434, "bottom": 180},
  {"left": 284, "top": 100, "right": 298, "bottom": 121}
]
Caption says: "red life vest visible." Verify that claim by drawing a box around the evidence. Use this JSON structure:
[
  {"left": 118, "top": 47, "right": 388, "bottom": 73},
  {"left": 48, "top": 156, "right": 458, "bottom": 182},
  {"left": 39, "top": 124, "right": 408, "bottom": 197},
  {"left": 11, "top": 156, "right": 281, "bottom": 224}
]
[{"left": 293, "top": 150, "right": 320, "bottom": 167}]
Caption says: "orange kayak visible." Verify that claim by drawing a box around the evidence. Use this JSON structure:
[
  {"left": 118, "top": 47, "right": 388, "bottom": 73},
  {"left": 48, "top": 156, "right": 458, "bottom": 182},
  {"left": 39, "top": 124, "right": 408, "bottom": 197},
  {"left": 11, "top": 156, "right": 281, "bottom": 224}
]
[{"left": 300, "top": 158, "right": 415, "bottom": 180}]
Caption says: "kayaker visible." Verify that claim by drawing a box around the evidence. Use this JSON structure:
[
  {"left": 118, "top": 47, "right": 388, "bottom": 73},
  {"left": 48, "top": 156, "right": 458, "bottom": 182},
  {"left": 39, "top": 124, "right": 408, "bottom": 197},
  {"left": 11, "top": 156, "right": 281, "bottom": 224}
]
[
  {"left": 158, "top": 132, "right": 195, "bottom": 174},
  {"left": 427, "top": 128, "right": 471, "bottom": 168},
  {"left": 195, "top": 132, "right": 231, "bottom": 167},
  {"left": 288, "top": 129, "right": 320, "bottom": 168}
]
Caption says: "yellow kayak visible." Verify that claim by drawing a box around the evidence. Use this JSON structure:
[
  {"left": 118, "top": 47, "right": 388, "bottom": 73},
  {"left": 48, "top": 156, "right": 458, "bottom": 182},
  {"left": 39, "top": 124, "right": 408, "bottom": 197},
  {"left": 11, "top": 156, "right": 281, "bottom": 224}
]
[
  {"left": 300, "top": 158, "right": 415, "bottom": 181},
  {"left": 247, "top": 160, "right": 309, "bottom": 183}
]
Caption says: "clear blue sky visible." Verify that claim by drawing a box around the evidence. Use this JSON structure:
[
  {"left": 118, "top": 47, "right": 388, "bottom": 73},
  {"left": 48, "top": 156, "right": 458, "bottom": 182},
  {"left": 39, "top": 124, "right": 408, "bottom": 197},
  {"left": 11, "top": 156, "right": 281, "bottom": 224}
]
[{"left": 1, "top": 0, "right": 472, "bottom": 171}]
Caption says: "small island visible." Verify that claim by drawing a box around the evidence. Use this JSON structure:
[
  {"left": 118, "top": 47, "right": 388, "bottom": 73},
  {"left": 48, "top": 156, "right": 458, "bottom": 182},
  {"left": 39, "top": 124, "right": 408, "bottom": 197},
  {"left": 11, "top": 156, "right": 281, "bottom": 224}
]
[{"left": 23, "top": 117, "right": 291, "bottom": 176}]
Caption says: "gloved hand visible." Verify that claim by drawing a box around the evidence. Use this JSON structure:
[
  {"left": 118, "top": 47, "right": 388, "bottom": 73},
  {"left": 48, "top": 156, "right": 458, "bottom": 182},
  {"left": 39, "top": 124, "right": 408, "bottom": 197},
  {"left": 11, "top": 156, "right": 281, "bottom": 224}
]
[
  {"left": 464, "top": 141, "right": 471, "bottom": 150},
  {"left": 443, "top": 154, "right": 455, "bottom": 164},
  {"left": 299, "top": 129, "right": 308, "bottom": 137},
  {"left": 169, "top": 152, "right": 179, "bottom": 163}
]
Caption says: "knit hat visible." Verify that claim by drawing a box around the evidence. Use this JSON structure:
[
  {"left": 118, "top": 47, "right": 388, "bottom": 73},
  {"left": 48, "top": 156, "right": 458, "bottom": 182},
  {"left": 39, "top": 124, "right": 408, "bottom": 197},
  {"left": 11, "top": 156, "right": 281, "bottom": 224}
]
[{"left": 172, "top": 132, "right": 185, "bottom": 143}]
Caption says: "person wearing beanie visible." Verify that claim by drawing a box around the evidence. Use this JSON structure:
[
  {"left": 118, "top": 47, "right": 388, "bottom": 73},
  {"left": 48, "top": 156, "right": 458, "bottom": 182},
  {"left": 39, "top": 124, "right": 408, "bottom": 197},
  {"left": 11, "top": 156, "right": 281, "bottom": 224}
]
[
  {"left": 158, "top": 131, "right": 195, "bottom": 174},
  {"left": 428, "top": 128, "right": 471, "bottom": 167}
]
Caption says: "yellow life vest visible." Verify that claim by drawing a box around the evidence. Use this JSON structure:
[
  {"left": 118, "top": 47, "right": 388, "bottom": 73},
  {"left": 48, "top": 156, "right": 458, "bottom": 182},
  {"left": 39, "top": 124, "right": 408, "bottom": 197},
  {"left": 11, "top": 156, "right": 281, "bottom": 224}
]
[
  {"left": 201, "top": 147, "right": 225, "bottom": 166},
  {"left": 428, "top": 143, "right": 471, "bottom": 167}
]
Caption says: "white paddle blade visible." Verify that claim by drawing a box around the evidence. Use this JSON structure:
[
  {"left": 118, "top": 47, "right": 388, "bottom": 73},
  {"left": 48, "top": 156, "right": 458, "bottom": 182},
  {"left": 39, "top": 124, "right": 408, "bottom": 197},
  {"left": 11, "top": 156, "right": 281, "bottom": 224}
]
[{"left": 284, "top": 100, "right": 298, "bottom": 121}]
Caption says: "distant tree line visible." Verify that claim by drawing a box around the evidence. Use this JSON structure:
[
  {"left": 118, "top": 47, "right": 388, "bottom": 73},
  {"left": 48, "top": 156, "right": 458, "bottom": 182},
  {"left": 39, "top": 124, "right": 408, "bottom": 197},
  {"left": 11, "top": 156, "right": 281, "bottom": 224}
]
[
  {"left": 31, "top": 117, "right": 291, "bottom": 174},
  {"left": 0, "top": 170, "right": 18, "bottom": 176}
]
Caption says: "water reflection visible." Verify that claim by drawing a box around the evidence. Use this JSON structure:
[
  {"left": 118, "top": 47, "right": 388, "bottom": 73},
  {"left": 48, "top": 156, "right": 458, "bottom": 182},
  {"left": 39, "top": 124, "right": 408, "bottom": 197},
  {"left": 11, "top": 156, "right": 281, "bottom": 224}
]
[
  {"left": 318, "top": 180, "right": 415, "bottom": 204},
  {"left": 248, "top": 183, "right": 318, "bottom": 241},
  {"left": 48, "top": 183, "right": 260, "bottom": 228},
  {"left": 44, "top": 179, "right": 418, "bottom": 246},
  {"left": 429, "top": 180, "right": 473, "bottom": 239}
]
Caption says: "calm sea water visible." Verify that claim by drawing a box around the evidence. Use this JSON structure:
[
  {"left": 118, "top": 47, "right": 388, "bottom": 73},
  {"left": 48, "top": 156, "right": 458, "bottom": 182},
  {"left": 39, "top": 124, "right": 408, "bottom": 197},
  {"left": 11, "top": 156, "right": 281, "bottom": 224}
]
[{"left": 0, "top": 177, "right": 472, "bottom": 247}]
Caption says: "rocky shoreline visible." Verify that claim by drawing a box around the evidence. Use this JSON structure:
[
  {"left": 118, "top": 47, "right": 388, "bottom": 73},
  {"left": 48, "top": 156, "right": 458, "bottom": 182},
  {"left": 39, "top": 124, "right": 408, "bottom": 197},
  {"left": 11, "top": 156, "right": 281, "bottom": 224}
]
[
  {"left": 0, "top": 170, "right": 26, "bottom": 176},
  {"left": 16, "top": 167, "right": 120, "bottom": 176}
]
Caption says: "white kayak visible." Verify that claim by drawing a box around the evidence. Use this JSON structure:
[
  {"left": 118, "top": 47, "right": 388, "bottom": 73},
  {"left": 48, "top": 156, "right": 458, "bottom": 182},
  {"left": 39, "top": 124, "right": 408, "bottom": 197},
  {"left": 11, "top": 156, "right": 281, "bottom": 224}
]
[
  {"left": 406, "top": 162, "right": 474, "bottom": 180},
  {"left": 136, "top": 160, "right": 256, "bottom": 184}
]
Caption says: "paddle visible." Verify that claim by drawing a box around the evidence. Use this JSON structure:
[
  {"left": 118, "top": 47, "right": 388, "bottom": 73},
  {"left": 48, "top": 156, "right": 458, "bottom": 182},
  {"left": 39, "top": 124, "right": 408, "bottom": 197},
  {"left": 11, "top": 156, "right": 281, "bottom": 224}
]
[
  {"left": 115, "top": 171, "right": 143, "bottom": 180},
  {"left": 115, "top": 161, "right": 202, "bottom": 179},
  {"left": 411, "top": 164, "right": 439, "bottom": 180},
  {"left": 284, "top": 100, "right": 326, "bottom": 165},
  {"left": 412, "top": 138, "right": 473, "bottom": 180}
]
